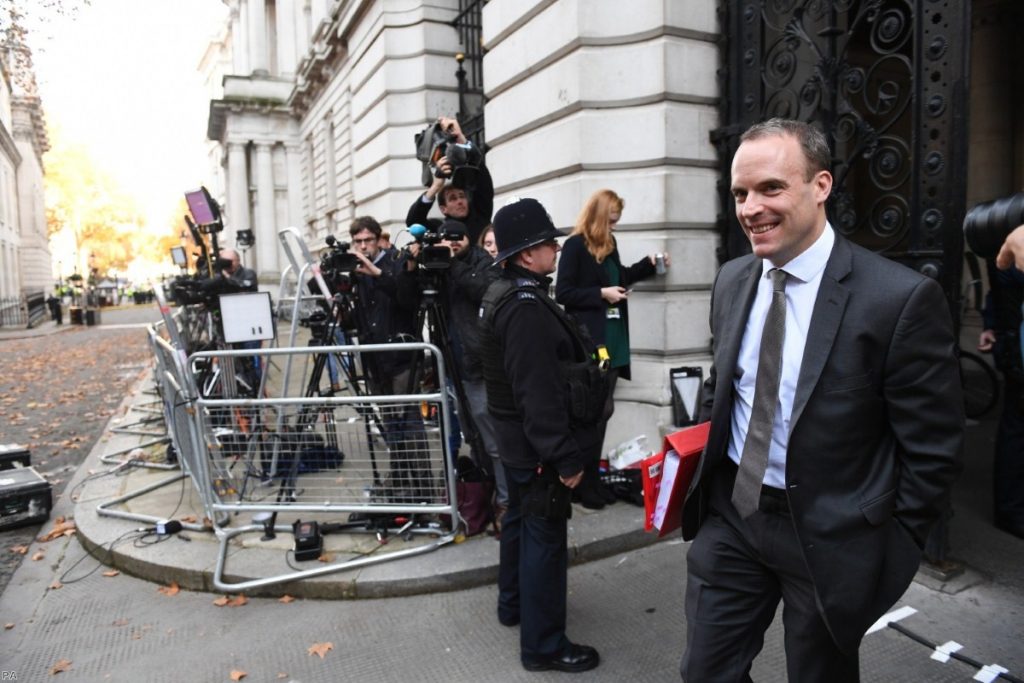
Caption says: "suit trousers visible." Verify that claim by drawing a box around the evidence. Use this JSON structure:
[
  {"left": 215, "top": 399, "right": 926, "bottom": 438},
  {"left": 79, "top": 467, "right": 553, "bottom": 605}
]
[
  {"left": 681, "top": 461, "right": 859, "bottom": 683},
  {"left": 498, "top": 465, "right": 570, "bottom": 661}
]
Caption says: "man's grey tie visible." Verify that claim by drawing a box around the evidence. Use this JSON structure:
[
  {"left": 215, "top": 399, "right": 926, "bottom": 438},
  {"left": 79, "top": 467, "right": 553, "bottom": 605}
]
[{"left": 732, "top": 267, "right": 787, "bottom": 519}]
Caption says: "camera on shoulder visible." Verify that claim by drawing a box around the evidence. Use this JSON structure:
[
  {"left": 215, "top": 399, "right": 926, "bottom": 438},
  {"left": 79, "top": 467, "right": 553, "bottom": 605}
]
[{"left": 414, "top": 120, "right": 482, "bottom": 190}]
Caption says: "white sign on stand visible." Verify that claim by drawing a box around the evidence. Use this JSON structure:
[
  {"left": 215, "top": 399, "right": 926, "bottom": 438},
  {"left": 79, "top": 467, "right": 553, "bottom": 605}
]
[{"left": 219, "top": 292, "right": 275, "bottom": 343}]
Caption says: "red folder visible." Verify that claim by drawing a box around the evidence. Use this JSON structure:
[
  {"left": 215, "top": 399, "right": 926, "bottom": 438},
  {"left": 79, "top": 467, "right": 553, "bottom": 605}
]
[{"left": 642, "top": 422, "right": 709, "bottom": 536}]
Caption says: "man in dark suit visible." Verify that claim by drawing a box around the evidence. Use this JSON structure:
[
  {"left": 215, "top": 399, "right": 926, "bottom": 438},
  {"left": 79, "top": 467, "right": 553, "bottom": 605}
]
[{"left": 680, "top": 118, "right": 963, "bottom": 681}]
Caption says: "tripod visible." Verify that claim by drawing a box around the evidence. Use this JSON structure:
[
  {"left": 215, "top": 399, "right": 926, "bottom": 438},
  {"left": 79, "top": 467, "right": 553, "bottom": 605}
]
[
  {"left": 410, "top": 271, "right": 487, "bottom": 467},
  {"left": 267, "top": 288, "right": 389, "bottom": 503}
]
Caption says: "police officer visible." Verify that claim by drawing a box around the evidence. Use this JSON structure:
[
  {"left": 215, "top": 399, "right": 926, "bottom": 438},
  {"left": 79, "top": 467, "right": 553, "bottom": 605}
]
[{"left": 479, "top": 198, "right": 600, "bottom": 673}]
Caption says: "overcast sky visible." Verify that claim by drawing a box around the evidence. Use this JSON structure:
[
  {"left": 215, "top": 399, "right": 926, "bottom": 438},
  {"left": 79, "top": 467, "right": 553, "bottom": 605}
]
[{"left": 30, "top": 0, "right": 229, "bottom": 230}]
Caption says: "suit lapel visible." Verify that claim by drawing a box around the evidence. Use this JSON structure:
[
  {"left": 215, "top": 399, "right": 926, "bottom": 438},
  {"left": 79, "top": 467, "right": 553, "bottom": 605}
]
[
  {"left": 706, "top": 258, "right": 761, "bottom": 460},
  {"left": 789, "top": 236, "right": 852, "bottom": 431}
]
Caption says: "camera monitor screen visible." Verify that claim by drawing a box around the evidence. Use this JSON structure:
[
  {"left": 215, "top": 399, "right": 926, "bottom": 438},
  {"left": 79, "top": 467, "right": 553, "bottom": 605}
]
[
  {"left": 184, "top": 187, "right": 218, "bottom": 226},
  {"left": 170, "top": 246, "right": 187, "bottom": 267}
]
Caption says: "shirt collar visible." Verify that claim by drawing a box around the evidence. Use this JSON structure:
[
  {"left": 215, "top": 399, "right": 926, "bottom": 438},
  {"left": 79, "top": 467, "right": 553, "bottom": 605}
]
[{"left": 763, "top": 222, "right": 834, "bottom": 283}]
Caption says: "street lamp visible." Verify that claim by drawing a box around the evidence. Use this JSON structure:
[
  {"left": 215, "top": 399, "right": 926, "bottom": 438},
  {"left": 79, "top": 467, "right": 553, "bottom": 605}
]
[{"left": 455, "top": 52, "right": 467, "bottom": 127}]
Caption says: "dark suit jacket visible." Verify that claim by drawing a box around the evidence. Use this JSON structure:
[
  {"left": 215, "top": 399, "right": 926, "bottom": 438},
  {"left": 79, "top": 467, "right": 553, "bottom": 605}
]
[
  {"left": 682, "top": 234, "right": 963, "bottom": 653},
  {"left": 555, "top": 234, "right": 655, "bottom": 380}
]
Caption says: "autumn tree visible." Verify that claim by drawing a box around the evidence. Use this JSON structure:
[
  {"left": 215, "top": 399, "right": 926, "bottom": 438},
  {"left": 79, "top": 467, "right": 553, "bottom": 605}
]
[{"left": 44, "top": 123, "right": 146, "bottom": 276}]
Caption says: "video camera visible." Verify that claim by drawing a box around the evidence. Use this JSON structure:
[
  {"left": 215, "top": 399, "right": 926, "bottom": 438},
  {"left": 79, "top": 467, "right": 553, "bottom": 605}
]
[
  {"left": 168, "top": 271, "right": 242, "bottom": 307},
  {"left": 321, "top": 235, "right": 360, "bottom": 280},
  {"left": 409, "top": 222, "right": 467, "bottom": 271},
  {"left": 414, "top": 120, "right": 482, "bottom": 190}
]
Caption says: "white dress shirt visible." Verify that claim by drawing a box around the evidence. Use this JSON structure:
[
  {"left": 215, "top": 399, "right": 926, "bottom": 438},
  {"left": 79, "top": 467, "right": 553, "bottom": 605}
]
[{"left": 728, "top": 224, "right": 835, "bottom": 489}]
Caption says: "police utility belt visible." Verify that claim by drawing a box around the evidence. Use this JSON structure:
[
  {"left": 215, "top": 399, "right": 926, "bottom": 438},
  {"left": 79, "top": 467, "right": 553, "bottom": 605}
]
[{"left": 481, "top": 278, "right": 613, "bottom": 427}]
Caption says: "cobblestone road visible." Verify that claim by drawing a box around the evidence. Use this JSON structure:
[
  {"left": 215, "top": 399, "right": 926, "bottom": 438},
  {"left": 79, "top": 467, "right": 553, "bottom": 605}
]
[{"left": 0, "top": 306, "right": 160, "bottom": 595}]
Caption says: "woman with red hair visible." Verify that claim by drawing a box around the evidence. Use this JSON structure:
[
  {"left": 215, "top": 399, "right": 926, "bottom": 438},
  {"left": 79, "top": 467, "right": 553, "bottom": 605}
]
[{"left": 556, "top": 189, "right": 669, "bottom": 508}]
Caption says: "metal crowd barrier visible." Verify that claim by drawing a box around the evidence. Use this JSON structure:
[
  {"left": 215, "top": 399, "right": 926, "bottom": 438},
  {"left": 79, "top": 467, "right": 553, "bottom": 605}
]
[
  {"left": 189, "top": 343, "right": 461, "bottom": 592},
  {"left": 95, "top": 321, "right": 211, "bottom": 530}
]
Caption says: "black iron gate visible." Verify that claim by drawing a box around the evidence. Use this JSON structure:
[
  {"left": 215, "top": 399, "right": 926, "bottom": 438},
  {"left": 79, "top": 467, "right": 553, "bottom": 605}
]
[{"left": 713, "top": 0, "right": 970, "bottom": 320}]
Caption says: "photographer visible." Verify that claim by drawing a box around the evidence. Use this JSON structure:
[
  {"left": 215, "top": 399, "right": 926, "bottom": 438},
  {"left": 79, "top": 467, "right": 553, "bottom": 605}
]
[
  {"left": 417, "top": 218, "right": 509, "bottom": 527},
  {"left": 219, "top": 248, "right": 257, "bottom": 291},
  {"left": 348, "top": 216, "right": 430, "bottom": 500},
  {"left": 407, "top": 116, "right": 494, "bottom": 245},
  {"left": 964, "top": 195, "right": 1024, "bottom": 538},
  {"left": 978, "top": 260, "right": 1024, "bottom": 539}
]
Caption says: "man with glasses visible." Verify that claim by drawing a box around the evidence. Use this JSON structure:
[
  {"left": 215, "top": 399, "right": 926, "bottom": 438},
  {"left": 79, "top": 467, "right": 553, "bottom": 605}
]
[
  {"left": 406, "top": 116, "right": 494, "bottom": 245},
  {"left": 348, "top": 216, "right": 430, "bottom": 501},
  {"left": 478, "top": 198, "right": 600, "bottom": 674}
]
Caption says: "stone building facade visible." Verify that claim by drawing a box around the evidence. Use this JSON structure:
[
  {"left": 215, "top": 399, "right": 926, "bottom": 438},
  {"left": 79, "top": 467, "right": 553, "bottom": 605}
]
[
  {"left": 0, "top": 59, "right": 50, "bottom": 301},
  {"left": 205, "top": 0, "right": 718, "bottom": 449}
]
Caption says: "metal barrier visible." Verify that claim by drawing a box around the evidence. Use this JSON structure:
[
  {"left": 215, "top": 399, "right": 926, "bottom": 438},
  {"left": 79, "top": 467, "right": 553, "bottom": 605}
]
[
  {"left": 95, "top": 322, "right": 215, "bottom": 532},
  {"left": 103, "top": 257, "right": 468, "bottom": 591},
  {"left": 188, "top": 343, "right": 461, "bottom": 592}
]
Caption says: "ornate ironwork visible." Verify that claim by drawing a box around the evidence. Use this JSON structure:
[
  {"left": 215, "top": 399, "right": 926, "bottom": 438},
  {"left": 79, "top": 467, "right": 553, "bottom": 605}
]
[
  {"left": 451, "top": 0, "right": 487, "bottom": 150},
  {"left": 713, "top": 0, "right": 969, "bottom": 309}
]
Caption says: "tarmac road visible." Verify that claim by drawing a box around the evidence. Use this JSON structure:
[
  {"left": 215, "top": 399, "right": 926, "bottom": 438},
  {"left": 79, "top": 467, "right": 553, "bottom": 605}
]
[{"left": 0, "top": 305, "right": 161, "bottom": 596}]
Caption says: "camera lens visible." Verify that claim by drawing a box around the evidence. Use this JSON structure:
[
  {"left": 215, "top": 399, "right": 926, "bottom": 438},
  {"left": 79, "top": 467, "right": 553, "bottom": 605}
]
[{"left": 964, "top": 192, "right": 1024, "bottom": 258}]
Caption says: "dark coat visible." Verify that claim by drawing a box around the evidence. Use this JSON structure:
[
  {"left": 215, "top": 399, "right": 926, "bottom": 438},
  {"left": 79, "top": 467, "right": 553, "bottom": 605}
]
[
  {"left": 683, "top": 234, "right": 963, "bottom": 654},
  {"left": 446, "top": 244, "right": 500, "bottom": 381},
  {"left": 405, "top": 163, "right": 494, "bottom": 245},
  {"left": 554, "top": 234, "right": 655, "bottom": 380},
  {"left": 351, "top": 250, "right": 421, "bottom": 376},
  {"left": 484, "top": 264, "right": 588, "bottom": 477}
]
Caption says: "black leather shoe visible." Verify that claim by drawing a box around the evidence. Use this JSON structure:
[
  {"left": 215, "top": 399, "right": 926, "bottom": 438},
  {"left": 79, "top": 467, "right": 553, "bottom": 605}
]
[
  {"left": 497, "top": 611, "right": 520, "bottom": 627},
  {"left": 522, "top": 643, "right": 600, "bottom": 673}
]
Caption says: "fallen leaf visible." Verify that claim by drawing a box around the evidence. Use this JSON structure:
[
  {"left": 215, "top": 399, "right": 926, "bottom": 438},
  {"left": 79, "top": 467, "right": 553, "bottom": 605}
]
[
  {"left": 38, "top": 518, "right": 77, "bottom": 542},
  {"left": 278, "top": 595, "right": 295, "bottom": 604},
  {"left": 32, "top": 552, "right": 45, "bottom": 561},
  {"left": 318, "top": 553, "right": 335, "bottom": 563},
  {"left": 307, "top": 642, "right": 333, "bottom": 659},
  {"left": 4, "top": 623, "right": 13, "bottom": 630},
  {"left": 277, "top": 674, "right": 288, "bottom": 679},
  {"left": 112, "top": 619, "right": 129, "bottom": 627},
  {"left": 102, "top": 570, "right": 120, "bottom": 577},
  {"left": 180, "top": 515, "right": 197, "bottom": 523},
  {"left": 50, "top": 581, "right": 62, "bottom": 590},
  {"left": 9, "top": 545, "right": 29, "bottom": 555},
  {"left": 157, "top": 582, "right": 180, "bottom": 596},
  {"left": 227, "top": 595, "right": 248, "bottom": 607},
  {"left": 230, "top": 671, "right": 247, "bottom": 681},
  {"left": 212, "top": 596, "right": 230, "bottom": 607},
  {"left": 50, "top": 658, "right": 72, "bottom": 675}
]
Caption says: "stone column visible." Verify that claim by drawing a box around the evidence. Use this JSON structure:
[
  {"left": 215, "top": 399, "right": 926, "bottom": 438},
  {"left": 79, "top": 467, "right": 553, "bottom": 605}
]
[
  {"left": 276, "top": 0, "right": 297, "bottom": 78},
  {"left": 254, "top": 142, "right": 279, "bottom": 279},
  {"left": 231, "top": 0, "right": 248, "bottom": 74},
  {"left": 226, "top": 141, "right": 251, "bottom": 264},
  {"left": 285, "top": 143, "right": 304, "bottom": 230},
  {"left": 248, "top": 0, "right": 268, "bottom": 76}
]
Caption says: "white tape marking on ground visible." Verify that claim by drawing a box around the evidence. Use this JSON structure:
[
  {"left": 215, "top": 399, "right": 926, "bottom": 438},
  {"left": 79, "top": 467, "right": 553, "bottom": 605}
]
[
  {"left": 973, "top": 664, "right": 1009, "bottom": 683},
  {"left": 865, "top": 605, "right": 917, "bottom": 635},
  {"left": 930, "top": 640, "right": 963, "bottom": 663}
]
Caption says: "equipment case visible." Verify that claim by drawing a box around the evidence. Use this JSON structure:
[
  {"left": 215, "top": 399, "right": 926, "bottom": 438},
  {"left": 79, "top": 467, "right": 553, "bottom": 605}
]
[
  {"left": 0, "top": 467, "right": 52, "bottom": 531},
  {"left": 0, "top": 444, "right": 31, "bottom": 470}
]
